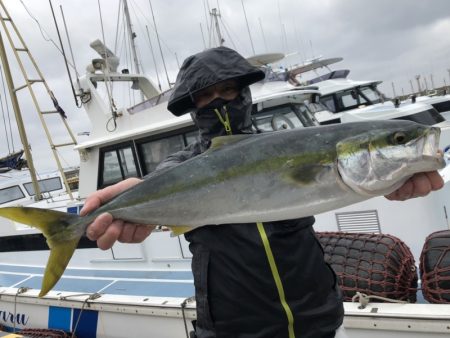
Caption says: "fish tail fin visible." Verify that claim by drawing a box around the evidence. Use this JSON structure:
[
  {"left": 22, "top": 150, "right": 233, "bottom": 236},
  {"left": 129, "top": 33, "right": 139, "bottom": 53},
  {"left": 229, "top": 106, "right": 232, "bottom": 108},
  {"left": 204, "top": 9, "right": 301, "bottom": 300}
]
[{"left": 0, "top": 207, "right": 83, "bottom": 297}]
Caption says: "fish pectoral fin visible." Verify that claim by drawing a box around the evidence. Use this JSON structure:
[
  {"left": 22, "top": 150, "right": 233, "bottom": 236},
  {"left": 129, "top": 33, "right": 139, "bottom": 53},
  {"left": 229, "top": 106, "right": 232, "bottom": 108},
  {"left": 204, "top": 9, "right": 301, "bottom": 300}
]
[
  {"left": 286, "top": 163, "right": 333, "bottom": 185},
  {"left": 39, "top": 237, "right": 80, "bottom": 297},
  {"left": 209, "top": 134, "right": 254, "bottom": 150},
  {"left": 168, "top": 226, "right": 193, "bottom": 237}
]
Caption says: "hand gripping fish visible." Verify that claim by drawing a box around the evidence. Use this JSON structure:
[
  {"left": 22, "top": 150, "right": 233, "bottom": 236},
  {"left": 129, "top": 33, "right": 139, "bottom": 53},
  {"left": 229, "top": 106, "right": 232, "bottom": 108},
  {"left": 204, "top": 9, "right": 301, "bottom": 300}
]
[{"left": 0, "top": 120, "right": 445, "bottom": 296}]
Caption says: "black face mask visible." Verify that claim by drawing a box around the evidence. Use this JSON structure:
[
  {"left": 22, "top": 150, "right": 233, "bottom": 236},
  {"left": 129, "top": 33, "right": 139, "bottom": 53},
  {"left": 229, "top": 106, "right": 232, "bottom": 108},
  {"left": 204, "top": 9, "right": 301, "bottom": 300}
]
[{"left": 191, "top": 87, "right": 253, "bottom": 148}]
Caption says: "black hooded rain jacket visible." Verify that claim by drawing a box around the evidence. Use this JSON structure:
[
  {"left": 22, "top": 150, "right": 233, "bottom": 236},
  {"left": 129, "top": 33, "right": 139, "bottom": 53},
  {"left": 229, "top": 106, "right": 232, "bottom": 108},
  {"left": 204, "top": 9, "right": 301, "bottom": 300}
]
[{"left": 152, "top": 46, "right": 344, "bottom": 338}]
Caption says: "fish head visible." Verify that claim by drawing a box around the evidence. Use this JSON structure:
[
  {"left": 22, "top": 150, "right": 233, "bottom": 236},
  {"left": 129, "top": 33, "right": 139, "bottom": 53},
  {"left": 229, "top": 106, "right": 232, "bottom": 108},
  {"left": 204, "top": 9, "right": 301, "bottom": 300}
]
[{"left": 336, "top": 120, "right": 445, "bottom": 196}]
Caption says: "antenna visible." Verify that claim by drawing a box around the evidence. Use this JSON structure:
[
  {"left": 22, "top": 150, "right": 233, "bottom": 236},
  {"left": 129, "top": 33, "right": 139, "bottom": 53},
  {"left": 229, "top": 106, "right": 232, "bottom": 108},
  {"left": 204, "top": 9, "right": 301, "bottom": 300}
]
[
  {"left": 391, "top": 82, "right": 397, "bottom": 98},
  {"left": 423, "top": 76, "right": 429, "bottom": 92},
  {"left": 415, "top": 75, "right": 421, "bottom": 94}
]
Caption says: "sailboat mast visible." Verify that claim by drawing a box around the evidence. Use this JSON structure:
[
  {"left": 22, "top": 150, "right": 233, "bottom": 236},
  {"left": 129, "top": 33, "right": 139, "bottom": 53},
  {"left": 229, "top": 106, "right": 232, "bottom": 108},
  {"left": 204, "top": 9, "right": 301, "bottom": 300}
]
[
  {"left": 123, "top": 0, "right": 140, "bottom": 75},
  {"left": 210, "top": 8, "right": 224, "bottom": 46},
  {"left": 0, "top": 31, "right": 42, "bottom": 200}
]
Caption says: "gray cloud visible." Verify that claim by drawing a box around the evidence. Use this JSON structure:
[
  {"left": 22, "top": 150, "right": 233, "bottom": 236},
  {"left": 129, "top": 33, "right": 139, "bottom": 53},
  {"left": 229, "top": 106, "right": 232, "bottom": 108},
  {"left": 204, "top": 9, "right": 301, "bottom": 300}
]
[{"left": 1, "top": 0, "right": 449, "bottom": 171}]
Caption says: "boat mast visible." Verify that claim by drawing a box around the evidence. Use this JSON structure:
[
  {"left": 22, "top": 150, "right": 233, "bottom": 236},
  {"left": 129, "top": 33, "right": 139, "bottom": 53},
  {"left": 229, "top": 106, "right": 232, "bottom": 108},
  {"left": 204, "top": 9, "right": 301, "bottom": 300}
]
[
  {"left": 123, "top": 0, "right": 141, "bottom": 75},
  {"left": 210, "top": 8, "right": 224, "bottom": 46},
  {"left": 0, "top": 31, "right": 41, "bottom": 199}
]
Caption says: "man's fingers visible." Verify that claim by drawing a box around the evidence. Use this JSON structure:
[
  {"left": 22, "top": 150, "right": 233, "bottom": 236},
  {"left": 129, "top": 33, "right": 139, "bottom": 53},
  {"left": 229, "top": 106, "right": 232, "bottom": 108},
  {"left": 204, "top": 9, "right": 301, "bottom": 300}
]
[
  {"left": 133, "top": 225, "right": 155, "bottom": 242},
  {"left": 86, "top": 212, "right": 113, "bottom": 240},
  {"left": 385, "top": 171, "right": 443, "bottom": 201},
  {"left": 119, "top": 224, "right": 155, "bottom": 243},
  {"left": 96, "top": 219, "right": 125, "bottom": 250},
  {"left": 424, "top": 171, "right": 444, "bottom": 191},
  {"left": 118, "top": 223, "right": 138, "bottom": 243}
]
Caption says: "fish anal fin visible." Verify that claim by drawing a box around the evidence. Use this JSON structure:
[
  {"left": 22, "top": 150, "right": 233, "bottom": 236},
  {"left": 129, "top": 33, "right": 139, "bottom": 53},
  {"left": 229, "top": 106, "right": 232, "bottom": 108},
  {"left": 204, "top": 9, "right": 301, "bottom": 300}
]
[
  {"left": 168, "top": 226, "right": 193, "bottom": 237},
  {"left": 39, "top": 238, "right": 80, "bottom": 297}
]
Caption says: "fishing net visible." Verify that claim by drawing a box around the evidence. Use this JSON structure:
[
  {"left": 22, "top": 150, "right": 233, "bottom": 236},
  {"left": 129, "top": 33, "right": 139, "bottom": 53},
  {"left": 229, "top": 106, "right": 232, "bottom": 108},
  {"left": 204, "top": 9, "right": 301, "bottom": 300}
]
[
  {"left": 316, "top": 232, "right": 417, "bottom": 302},
  {"left": 420, "top": 230, "right": 450, "bottom": 303}
]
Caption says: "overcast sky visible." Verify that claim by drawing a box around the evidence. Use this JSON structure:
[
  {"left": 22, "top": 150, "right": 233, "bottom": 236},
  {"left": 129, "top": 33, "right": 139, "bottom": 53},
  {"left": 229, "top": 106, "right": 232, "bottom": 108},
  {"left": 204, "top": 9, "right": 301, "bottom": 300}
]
[{"left": 1, "top": 0, "right": 450, "bottom": 171}]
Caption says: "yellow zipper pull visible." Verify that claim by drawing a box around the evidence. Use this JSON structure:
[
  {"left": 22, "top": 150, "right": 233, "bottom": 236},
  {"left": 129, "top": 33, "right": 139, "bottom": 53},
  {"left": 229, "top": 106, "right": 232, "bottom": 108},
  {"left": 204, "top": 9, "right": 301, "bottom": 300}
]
[{"left": 214, "top": 108, "right": 233, "bottom": 135}]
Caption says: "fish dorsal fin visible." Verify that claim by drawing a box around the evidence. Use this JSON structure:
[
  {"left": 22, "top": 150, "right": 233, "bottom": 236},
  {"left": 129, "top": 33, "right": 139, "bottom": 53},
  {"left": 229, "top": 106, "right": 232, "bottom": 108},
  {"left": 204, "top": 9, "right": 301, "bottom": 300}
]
[
  {"left": 168, "top": 225, "right": 194, "bottom": 237},
  {"left": 210, "top": 134, "right": 254, "bottom": 150}
]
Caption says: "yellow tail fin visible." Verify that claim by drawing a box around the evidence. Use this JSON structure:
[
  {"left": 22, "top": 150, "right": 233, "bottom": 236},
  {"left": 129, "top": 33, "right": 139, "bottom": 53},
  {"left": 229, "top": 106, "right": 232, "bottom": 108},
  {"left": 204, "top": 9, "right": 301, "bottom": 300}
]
[{"left": 0, "top": 207, "right": 83, "bottom": 297}]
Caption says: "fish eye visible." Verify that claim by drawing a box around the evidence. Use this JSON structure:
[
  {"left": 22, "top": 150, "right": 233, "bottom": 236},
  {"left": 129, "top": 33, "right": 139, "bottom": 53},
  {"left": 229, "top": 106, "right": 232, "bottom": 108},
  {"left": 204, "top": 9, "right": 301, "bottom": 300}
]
[{"left": 393, "top": 131, "right": 407, "bottom": 144}]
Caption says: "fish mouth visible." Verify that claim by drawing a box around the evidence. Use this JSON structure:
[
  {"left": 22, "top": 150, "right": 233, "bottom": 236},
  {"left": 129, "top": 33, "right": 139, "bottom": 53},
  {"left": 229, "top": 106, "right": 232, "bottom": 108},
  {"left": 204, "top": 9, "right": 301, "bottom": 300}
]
[{"left": 419, "top": 127, "right": 446, "bottom": 169}]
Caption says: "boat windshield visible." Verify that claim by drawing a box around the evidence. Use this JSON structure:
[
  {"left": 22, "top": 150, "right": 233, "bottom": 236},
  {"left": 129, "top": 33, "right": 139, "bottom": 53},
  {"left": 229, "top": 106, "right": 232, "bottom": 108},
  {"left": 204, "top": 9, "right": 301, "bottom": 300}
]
[
  {"left": 321, "top": 85, "right": 384, "bottom": 113},
  {"left": 394, "top": 108, "right": 444, "bottom": 125},
  {"left": 252, "top": 103, "right": 317, "bottom": 132}
]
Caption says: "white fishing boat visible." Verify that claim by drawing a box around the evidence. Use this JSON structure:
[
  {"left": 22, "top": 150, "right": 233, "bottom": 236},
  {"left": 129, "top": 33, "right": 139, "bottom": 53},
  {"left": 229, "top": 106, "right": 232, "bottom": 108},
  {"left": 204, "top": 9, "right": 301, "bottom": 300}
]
[
  {"left": 0, "top": 3, "right": 449, "bottom": 338},
  {"left": 290, "top": 56, "right": 450, "bottom": 124}
]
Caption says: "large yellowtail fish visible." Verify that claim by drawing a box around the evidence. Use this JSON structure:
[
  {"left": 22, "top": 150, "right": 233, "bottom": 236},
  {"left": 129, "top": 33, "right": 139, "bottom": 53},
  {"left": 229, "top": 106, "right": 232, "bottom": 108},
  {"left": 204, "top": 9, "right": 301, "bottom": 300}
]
[{"left": 0, "top": 120, "right": 445, "bottom": 296}]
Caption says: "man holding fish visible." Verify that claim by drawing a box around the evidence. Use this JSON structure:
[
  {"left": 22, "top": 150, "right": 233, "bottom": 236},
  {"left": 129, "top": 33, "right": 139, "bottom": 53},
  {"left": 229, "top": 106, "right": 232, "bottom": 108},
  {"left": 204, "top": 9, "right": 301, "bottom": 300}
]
[
  {"left": 18, "top": 47, "right": 446, "bottom": 337},
  {"left": 79, "top": 47, "right": 444, "bottom": 338}
]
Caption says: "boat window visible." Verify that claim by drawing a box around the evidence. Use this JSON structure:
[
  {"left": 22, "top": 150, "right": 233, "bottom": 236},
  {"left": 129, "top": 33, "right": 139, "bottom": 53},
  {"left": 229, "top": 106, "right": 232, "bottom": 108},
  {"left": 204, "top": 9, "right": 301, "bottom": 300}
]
[
  {"left": 128, "top": 88, "right": 174, "bottom": 114},
  {"left": 100, "top": 146, "right": 139, "bottom": 187},
  {"left": 252, "top": 104, "right": 313, "bottom": 131},
  {"left": 394, "top": 108, "right": 444, "bottom": 125},
  {"left": 185, "top": 130, "right": 200, "bottom": 145},
  {"left": 337, "top": 90, "right": 369, "bottom": 111},
  {"left": 359, "top": 86, "right": 382, "bottom": 104},
  {"left": 138, "top": 134, "right": 185, "bottom": 174},
  {"left": 0, "top": 185, "right": 25, "bottom": 204},
  {"left": 320, "top": 96, "right": 336, "bottom": 113},
  {"left": 24, "top": 177, "right": 63, "bottom": 196},
  {"left": 93, "top": 80, "right": 142, "bottom": 112},
  {"left": 293, "top": 104, "right": 317, "bottom": 127}
]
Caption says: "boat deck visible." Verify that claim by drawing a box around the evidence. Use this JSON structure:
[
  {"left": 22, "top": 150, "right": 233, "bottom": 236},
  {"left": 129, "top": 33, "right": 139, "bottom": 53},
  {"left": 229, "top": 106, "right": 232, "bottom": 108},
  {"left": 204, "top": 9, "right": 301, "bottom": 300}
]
[{"left": 0, "top": 264, "right": 195, "bottom": 299}]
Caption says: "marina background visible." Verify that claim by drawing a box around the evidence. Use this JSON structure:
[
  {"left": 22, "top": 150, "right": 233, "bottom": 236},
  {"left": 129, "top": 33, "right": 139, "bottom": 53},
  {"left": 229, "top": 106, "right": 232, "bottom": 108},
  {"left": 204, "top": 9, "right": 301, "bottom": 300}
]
[{"left": 1, "top": 0, "right": 450, "bottom": 171}]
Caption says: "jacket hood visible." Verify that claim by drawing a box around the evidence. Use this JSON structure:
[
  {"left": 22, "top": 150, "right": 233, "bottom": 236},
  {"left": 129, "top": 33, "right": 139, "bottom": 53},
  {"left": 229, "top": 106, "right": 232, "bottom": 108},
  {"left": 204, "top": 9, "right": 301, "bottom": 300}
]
[{"left": 167, "top": 46, "right": 265, "bottom": 116}]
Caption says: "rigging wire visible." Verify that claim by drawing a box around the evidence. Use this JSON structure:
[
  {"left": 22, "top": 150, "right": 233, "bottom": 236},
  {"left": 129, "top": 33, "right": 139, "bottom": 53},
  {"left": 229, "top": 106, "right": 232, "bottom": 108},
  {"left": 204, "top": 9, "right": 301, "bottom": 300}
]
[
  {"left": 241, "top": 0, "right": 255, "bottom": 55},
  {"left": 19, "top": 0, "right": 61, "bottom": 52},
  {"left": 97, "top": 0, "right": 118, "bottom": 131},
  {"left": 146, "top": 25, "right": 162, "bottom": 91},
  {"left": 127, "top": 2, "right": 150, "bottom": 74},
  {"left": 0, "top": 93, "right": 11, "bottom": 154},
  {"left": 259, "top": 17, "right": 268, "bottom": 53},
  {"left": 199, "top": 23, "right": 206, "bottom": 50},
  {"left": 148, "top": 0, "right": 171, "bottom": 88},
  {"left": 203, "top": 0, "right": 211, "bottom": 44},
  {"left": 19, "top": 0, "right": 75, "bottom": 70},
  {"left": 0, "top": 65, "right": 14, "bottom": 152},
  {"left": 113, "top": 0, "right": 123, "bottom": 55},
  {"left": 219, "top": 16, "right": 239, "bottom": 50},
  {"left": 49, "top": 0, "right": 79, "bottom": 107},
  {"left": 60, "top": 5, "right": 83, "bottom": 101}
]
